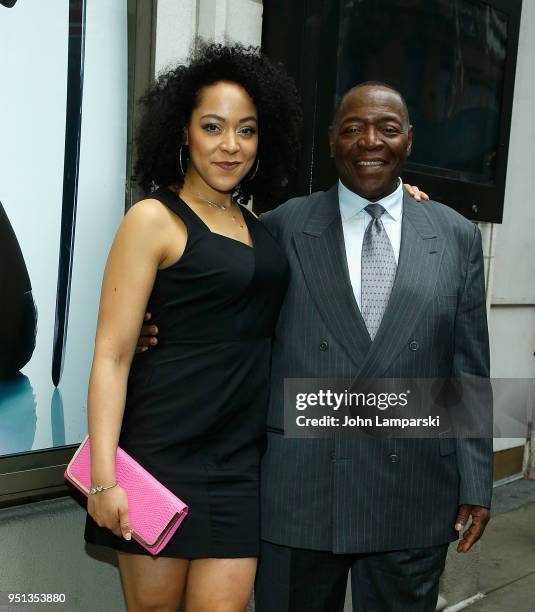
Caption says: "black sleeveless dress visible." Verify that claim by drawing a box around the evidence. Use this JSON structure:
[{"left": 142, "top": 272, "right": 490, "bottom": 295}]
[{"left": 84, "top": 187, "right": 289, "bottom": 558}]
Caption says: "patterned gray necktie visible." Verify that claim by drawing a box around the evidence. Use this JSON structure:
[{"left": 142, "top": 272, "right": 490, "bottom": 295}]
[{"left": 361, "top": 203, "right": 397, "bottom": 340}]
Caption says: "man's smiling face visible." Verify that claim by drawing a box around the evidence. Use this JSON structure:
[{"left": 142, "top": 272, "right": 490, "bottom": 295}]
[{"left": 329, "top": 85, "right": 413, "bottom": 201}]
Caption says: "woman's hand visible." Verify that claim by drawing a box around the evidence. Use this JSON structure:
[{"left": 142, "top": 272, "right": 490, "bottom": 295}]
[
  {"left": 87, "top": 485, "right": 132, "bottom": 540},
  {"left": 403, "top": 183, "right": 430, "bottom": 202}
]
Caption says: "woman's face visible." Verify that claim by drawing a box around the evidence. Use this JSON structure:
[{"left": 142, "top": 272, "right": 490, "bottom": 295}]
[{"left": 185, "top": 81, "right": 258, "bottom": 195}]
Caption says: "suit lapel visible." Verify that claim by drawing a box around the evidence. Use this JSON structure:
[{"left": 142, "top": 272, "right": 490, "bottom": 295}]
[
  {"left": 356, "top": 193, "right": 444, "bottom": 379},
  {"left": 293, "top": 185, "right": 371, "bottom": 369}
]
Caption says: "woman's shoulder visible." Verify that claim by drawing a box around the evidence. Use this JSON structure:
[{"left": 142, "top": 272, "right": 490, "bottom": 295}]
[
  {"left": 110, "top": 197, "right": 187, "bottom": 268},
  {"left": 116, "top": 198, "right": 185, "bottom": 251},
  {"left": 124, "top": 197, "right": 183, "bottom": 232},
  {"left": 128, "top": 196, "right": 169, "bottom": 219}
]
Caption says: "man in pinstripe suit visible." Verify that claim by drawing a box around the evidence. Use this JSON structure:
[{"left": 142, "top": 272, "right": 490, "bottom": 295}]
[{"left": 254, "top": 83, "right": 492, "bottom": 611}]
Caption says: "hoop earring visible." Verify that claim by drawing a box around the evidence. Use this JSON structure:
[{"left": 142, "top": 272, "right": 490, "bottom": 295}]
[
  {"left": 245, "top": 158, "right": 259, "bottom": 182},
  {"left": 179, "top": 144, "right": 188, "bottom": 175}
]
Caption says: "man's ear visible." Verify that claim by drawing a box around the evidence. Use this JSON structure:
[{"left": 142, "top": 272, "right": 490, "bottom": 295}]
[{"left": 407, "top": 125, "right": 413, "bottom": 156}]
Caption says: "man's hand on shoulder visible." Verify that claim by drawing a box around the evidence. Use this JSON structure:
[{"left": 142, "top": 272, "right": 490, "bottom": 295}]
[
  {"left": 135, "top": 312, "right": 158, "bottom": 353},
  {"left": 403, "top": 183, "right": 430, "bottom": 202},
  {"left": 455, "top": 504, "right": 491, "bottom": 553}
]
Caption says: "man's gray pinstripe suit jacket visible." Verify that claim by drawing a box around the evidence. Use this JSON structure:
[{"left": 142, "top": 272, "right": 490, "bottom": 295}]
[{"left": 259, "top": 184, "right": 492, "bottom": 554}]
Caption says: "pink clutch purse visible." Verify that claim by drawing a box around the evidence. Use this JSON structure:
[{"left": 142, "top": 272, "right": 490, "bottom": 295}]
[{"left": 64, "top": 435, "right": 188, "bottom": 555}]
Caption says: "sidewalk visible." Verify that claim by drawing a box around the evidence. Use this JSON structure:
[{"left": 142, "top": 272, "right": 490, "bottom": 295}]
[{"left": 464, "top": 478, "right": 535, "bottom": 611}]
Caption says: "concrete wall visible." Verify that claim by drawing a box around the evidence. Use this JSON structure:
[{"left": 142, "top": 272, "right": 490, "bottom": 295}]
[
  {"left": 155, "top": 0, "right": 263, "bottom": 73},
  {"left": 197, "top": 0, "right": 263, "bottom": 47},
  {"left": 0, "top": 498, "right": 125, "bottom": 612},
  {"left": 154, "top": 0, "right": 198, "bottom": 72}
]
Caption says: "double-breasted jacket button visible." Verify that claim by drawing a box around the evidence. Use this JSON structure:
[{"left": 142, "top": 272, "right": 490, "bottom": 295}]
[
  {"left": 319, "top": 341, "right": 329, "bottom": 351},
  {"left": 389, "top": 453, "right": 399, "bottom": 463},
  {"left": 409, "top": 340, "right": 419, "bottom": 351}
]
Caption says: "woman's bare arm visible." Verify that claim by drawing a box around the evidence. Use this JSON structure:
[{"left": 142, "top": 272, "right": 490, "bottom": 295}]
[{"left": 88, "top": 199, "right": 184, "bottom": 487}]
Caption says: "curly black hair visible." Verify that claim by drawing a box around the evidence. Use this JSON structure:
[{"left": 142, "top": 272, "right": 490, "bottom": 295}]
[{"left": 134, "top": 42, "right": 302, "bottom": 210}]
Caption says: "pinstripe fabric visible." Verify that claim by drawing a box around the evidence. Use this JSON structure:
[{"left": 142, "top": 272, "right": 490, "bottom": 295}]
[{"left": 259, "top": 185, "right": 492, "bottom": 554}]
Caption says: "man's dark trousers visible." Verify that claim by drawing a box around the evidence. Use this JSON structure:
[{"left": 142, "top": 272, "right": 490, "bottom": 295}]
[{"left": 255, "top": 540, "right": 448, "bottom": 612}]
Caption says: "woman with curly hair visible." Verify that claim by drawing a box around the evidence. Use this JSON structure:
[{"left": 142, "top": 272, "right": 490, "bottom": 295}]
[{"left": 84, "top": 43, "right": 300, "bottom": 611}]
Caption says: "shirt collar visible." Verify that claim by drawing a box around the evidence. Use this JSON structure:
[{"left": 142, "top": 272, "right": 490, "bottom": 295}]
[{"left": 338, "top": 178, "right": 403, "bottom": 222}]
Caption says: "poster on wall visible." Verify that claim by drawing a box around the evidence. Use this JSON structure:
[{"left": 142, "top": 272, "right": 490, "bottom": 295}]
[{"left": 0, "top": 0, "right": 128, "bottom": 457}]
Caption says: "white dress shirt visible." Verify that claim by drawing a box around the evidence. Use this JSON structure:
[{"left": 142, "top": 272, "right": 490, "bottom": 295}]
[{"left": 338, "top": 178, "right": 403, "bottom": 310}]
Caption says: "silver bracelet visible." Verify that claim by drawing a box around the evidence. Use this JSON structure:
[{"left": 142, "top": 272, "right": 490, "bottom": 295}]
[{"left": 89, "top": 482, "right": 118, "bottom": 495}]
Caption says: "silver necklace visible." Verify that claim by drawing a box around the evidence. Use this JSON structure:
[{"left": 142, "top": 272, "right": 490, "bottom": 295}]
[
  {"left": 192, "top": 190, "right": 230, "bottom": 211},
  {"left": 192, "top": 190, "right": 244, "bottom": 229}
]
